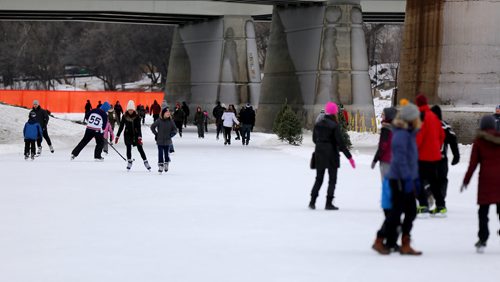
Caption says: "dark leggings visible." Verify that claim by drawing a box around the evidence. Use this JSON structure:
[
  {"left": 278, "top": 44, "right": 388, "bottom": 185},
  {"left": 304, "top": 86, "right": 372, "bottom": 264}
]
[
  {"left": 36, "top": 128, "right": 52, "bottom": 147},
  {"left": 310, "top": 167, "right": 338, "bottom": 198},
  {"left": 126, "top": 144, "right": 147, "bottom": 160},
  {"left": 478, "top": 204, "right": 500, "bottom": 243}
]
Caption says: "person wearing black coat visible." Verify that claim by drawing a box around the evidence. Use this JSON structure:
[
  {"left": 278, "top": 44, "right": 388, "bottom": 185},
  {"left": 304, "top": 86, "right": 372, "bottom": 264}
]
[
  {"left": 115, "top": 100, "right": 151, "bottom": 171},
  {"left": 212, "top": 101, "right": 225, "bottom": 140},
  {"left": 182, "top": 101, "right": 190, "bottom": 128},
  {"left": 173, "top": 103, "right": 185, "bottom": 137},
  {"left": 31, "top": 100, "right": 54, "bottom": 155},
  {"left": 239, "top": 103, "right": 256, "bottom": 145},
  {"left": 309, "top": 102, "right": 355, "bottom": 210},
  {"left": 430, "top": 105, "right": 460, "bottom": 203},
  {"left": 114, "top": 101, "right": 123, "bottom": 124}
]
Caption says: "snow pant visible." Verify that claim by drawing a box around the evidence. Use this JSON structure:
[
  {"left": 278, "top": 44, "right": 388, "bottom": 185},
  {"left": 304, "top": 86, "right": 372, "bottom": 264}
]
[
  {"left": 24, "top": 139, "right": 36, "bottom": 156},
  {"left": 71, "top": 129, "right": 104, "bottom": 158},
  {"left": 478, "top": 204, "right": 500, "bottom": 243},
  {"left": 36, "top": 127, "right": 52, "bottom": 147},
  {"left": 153, "top": 114, "right": 159, "bottom": 122},
  {"left": 417, "top": 161, "right": 445, "bottom": 208},
  {"left": 241, "top": 124, "right": 252, "bottom": 144},
  {"left": 197, "top": 123, "right": 204, "bottom": 138},
  {"left": 157, "top": 145, "right": 171, "bottom": 163},
  {"left": 381, "top": 179, "right": 417, "bottom": 247},
  {"left": 310, "top": 166, "right": 338, "bottom": 199},
  {"left": 216, "top": 120, "right": 223, "bottom": 139},
  {"left": 223, "top": 126, "right": 232, "bottom": 144},
  {"left": 174, "top": 121, "right": 183, "bottom": 136},
  {"left": 126, "top": 143, "right": 147, "bottom": 161},
  {"left": 437, "top": 158, "right": 449, "bottom": 199}
]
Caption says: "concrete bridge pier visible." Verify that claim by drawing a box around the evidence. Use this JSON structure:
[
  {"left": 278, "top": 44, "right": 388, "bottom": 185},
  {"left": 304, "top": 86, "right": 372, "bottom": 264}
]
[
  {"left": 398, "top": 0, "right": 500, "bottom": 142},
  {"left": 256, "top": 0, "right": 374, "bottom": 132},
  {"left": 165, "top": 16, "right": 261, "bottom": 112}
]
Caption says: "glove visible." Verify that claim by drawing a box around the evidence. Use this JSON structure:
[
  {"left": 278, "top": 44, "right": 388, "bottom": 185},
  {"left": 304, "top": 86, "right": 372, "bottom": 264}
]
[
  {"left": 460, "top": 183, "right": 467, "bottom": 193},
  {"left": 114, "top": 137, "right": 119, "bottom": 144},
  {"left": 137, "top": 137, "right": 143, "bottom": 146},
  {"left": 451, "top": 155, "right": 460, "bottom": 166},
  {"left": 370, "top": 161, "right": 376, "bottom": 169},
  {"left": 348, "top": 158, "right": 356, "bottom": 169}
]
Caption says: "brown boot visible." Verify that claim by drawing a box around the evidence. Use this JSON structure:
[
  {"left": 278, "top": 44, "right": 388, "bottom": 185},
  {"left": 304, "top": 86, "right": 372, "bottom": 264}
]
[
  {"left": 400, "top": 235, "right": 422, "bottom": 255},
  {"left": 372, "top": 237, "right": 390, "bottom": 255}
]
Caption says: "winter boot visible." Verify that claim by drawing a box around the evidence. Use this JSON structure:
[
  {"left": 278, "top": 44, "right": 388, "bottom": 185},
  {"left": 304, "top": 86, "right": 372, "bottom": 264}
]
[
  {"left": 24, "top": 154, "right": 29, "bottom": 160},
  {"left": 30, "top": 154, "right": 35, "bottom": 160},
  {"left": 325, "top": 196, "right": 339, "bottom": 210},
  {"left": 372, "top": 237, "right": 390, "bottom": 255},
  {"left": 400, "top": 235, "right": 422, "bottom": 255},
  {"left": 164, "top": 162, "right": 169, "bottom": 172},
  {"left": 158, "top": 163, "right": 164, "bottom": 173},
  {"left": 308, "top": 196, "right": 316, "bottom": 210},
  {"left": 127, "top": 159, "right": 133, "bottom": 170},
  {"left": 49, "top": 145, "right": 54, "bottom": 153},
  {"left": 144, "top": 160, "right": 151, "bottom": 171},
  {"left": 475, "top": 240, "right": 486, "bottom": 254}
]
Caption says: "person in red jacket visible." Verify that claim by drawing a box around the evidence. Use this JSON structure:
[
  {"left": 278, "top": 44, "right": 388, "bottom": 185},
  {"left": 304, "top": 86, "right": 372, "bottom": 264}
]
[
  {"left": 414, "top": 94, "right": 446, "bottom": 216},
  {"left": 461, "top": 115, "right": 500, "bottom": 253}
]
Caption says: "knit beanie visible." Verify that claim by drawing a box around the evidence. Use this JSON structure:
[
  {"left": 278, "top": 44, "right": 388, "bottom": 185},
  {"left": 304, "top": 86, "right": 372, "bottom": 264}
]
[
  {"left": 496, "top": 104, "right": 500, "bottom": 110},
  {"left": 382, "top": 107, "right": 397, "bottom": 122},
  {"left": 33, "top": 100, "right": 40, "bottom": 106},
  {"left": 161, "top": 107, "right": 169, "bottom": 118},
  {"left": 161, "top": 100, "right": 168, "bottom": 110},
  {"left": 325, "top": 101, "right": 339, "bottom": 115},
  {"left": 400, "top": 103, "right": 419, "bottom": 122},
  {"left": 29, "top": 110, "right": 37, "bottom": 119},
  {"left": 100, "top": 101, "right": 111, "bottom": 112},
  {"left": 126, "top": 100, "right": 136, "bottom": 111},
  {"left": 415, "top": 93, "right": 428, "bottom": 107},
  {"left": 479, "top": 115, "right": 495, "bottom": 130}
]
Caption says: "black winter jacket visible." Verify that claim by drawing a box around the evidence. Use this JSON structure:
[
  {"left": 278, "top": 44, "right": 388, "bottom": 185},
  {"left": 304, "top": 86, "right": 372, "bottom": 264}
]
[
  {"left": 239, "top": 107, "right": 256, "bottom": 126},
  {"left": 313, "top": 115, "right": 352, "bottom": 169},
  {"left": 31, "top": 106, "right": 49, "bottom": 129},
  {"left": 116, "top": 112, "right": 142, "bottom": 146}
]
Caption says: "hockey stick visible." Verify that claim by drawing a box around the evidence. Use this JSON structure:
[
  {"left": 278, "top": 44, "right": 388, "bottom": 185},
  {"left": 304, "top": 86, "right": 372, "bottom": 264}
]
[{"left": 107, "top": 141, "right": 127, "bottom": 161}]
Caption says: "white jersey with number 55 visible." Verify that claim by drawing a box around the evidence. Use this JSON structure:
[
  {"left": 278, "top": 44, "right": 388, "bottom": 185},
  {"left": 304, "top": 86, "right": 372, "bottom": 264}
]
[{"left": 85, "top": 109, "right": 108, "bottom": 132}]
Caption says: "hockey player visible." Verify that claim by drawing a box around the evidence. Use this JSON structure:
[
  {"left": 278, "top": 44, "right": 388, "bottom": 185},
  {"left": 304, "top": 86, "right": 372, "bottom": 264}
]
[{"left": 71, "top": 102, "right": 110, "bottom": 161}]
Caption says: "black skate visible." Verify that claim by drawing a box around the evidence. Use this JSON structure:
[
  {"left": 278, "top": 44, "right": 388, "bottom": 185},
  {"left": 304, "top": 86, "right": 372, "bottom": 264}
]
[
  {"left": 127, "top": 159, "right": 133, "bottom": 170},
  {"left": 36, "top": 146, "right": 42, "bottom": 156},
  {"left": 164, "top": 162, "right": 169, "bottom": 172},
  {"left": 158, "top": 163, "right": 164, "bottom": 174},
  {"left": 144, "top": 160, "right": 151, "bottom": 171},
  {"left": 475, "top": 240, "right": 486, "bottom": 254},
  {"left": 49, "top": 145, "right": 54, "bottom": 153}
]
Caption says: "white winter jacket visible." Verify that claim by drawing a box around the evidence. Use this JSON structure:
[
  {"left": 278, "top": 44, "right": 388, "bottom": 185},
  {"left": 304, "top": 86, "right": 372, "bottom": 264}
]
[{"left": 221, "top": 111, "right": 239, "bottom": 127}]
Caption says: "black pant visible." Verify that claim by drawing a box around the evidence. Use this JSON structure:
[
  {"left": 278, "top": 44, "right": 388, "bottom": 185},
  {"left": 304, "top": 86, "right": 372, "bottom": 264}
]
[
  {"left": 24, "top": 139, "right": 36, "bottom": 156},
  {"left": 36, "top": 128, "right": 52, "bottom": 147},
  {"left": 126, "top": 143, "right": 147, "bottom": 160},
  {"left": 216, "top": 120, "right": 223, "bottom": 139},
  {"left": 175, "top": 121, "right": 183, "bottom": 136},
  {"left": 383, "top": 179, "right": 417, "bottom": 246},
  {"left": 478, "top": 204, "right": 500, "bottom": 243},
  {"left": 310, "top": 167, "right": 338, "bottom": 198},
  {"left": 183, "top": 115, "right": 188, "bottom": 127},
  {"left": 437, "top": 158, "right": 449, "bottom": 198},
  {"left": 223, "top": 126, "right": 232, "bottom": 144},
  {"left": 197, "top": 123, "right": 204, "bottom": 138},
  {"left": 417, "top": 161, "right": 445, "bottom": 208},
  {"left": 71, "top": 129, "right": 104, "bottom": 158},
  {"left": 204, "top": 121, "right": 208, "bottom": 132},
  {"left": 153, "top": 114, "right": 159, "bottom": 122}
]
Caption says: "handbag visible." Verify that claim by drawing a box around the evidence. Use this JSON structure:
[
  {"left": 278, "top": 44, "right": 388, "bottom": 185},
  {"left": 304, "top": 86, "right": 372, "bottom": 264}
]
[{"left": 310, "top": 152, "right": 316, "bottom": 169}]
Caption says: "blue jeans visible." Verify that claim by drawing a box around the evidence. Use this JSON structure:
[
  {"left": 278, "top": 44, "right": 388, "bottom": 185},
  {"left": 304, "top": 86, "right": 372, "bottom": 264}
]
[
  {"left": 241, "top": 124, "right": 252, "bottom": 143},
  {"left": 158, "top": 145, "right": 171, "bottom": 163}
]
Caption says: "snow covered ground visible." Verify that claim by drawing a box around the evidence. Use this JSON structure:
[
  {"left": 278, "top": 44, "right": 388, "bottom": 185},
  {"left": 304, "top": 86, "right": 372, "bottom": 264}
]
[{"left": 0, "top": 103, "right": 498, "bottom": 282}]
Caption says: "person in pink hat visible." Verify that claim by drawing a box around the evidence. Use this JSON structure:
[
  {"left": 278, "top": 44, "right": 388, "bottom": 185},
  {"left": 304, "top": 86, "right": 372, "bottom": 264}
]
[{"left": 309, "top": 101, "right": 356, "bottom": 210}]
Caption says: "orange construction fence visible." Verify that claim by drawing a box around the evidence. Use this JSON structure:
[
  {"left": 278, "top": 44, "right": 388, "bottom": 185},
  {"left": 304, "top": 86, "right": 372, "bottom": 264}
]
[{"left": 0, "top": 90, "right": 165, "bottom": 113}]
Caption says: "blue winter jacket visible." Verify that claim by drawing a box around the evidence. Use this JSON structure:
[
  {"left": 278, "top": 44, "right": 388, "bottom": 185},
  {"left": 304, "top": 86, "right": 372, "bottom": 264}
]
[
  {"left": 386, "top": 122, "right": 419, "bottom": 181},
  {"left": 24, "top": 120, "right": 43, "bottom": 140}
]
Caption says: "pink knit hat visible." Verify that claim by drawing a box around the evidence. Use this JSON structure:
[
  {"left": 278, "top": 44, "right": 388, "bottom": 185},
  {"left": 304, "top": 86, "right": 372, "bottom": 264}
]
[{"left": 325, "top": 102, "right": 339, "bottom": 115}]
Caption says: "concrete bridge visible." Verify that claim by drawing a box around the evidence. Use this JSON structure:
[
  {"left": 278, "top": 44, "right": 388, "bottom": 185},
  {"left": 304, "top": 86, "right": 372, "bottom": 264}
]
[{"left": 1, "top": 0, "right": 499, "bottom": 141}]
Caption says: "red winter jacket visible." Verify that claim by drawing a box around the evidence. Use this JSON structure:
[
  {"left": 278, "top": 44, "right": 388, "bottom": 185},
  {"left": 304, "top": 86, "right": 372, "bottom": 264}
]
[
  {"left": 416, "top": 105, "right": 445, "bottom": 161},
  {"left": 463, "top": 130, "right": 500, "bottom": 205}
]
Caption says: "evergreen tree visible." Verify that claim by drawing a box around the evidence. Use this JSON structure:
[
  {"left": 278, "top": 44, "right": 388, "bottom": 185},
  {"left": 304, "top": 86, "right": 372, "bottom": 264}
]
[
  {"left": 337, "top": 106, "right": 352, "bottom": 149},
  {"left": 273, "top": 100, "right": 303, "bottom": 145}
]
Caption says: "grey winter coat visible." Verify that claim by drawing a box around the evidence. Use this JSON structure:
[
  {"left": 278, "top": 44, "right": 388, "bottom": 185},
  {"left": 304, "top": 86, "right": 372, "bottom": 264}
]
[{"left": 150, "top": 117, "right": 177, "bottom": 146}]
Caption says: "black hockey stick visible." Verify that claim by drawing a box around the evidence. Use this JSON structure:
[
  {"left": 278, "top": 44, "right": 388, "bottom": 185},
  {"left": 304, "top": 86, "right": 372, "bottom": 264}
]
[{"left": 107, "top": 141, "right": 127, "bottom": 161}]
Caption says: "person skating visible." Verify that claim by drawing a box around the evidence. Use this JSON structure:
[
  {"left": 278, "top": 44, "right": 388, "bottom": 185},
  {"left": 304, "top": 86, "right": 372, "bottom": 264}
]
[
  {"left": 31, "top": 100, "right": 54, "bottom": 155},
  {"left": 71, "top": 102, "right": 111, "bottom": 161},
  {"left": 114, "top": 101, "right": 123, "bottom": 125},
  {"left": 23, "top": 111, "right": 43, "bottom": 160},
  {"left": 107, "top": 105, "right": 116, "bottom": 130},
  {"left": 461, "top": 115, "right": 500, "bottom": 253},
  {"left": 173, "top": 103, "right": 185, "bottom": 137},
  {"left": 229, "top": 104, "right": 241, "bottom": 141},
  {"left": 309, "top": 102, "right": 355, "bottom": 210},
  {"left": 213, "top": 101, "right": 225, "bottom": 140},
  {"left": 115, "top": 100, "right": 151, "bottom": 171},
  {"left": 84, "top": 100, "right": 92, "bottom": 122},
  {"left": 182, "top": 101, "right": 190, "bottom": 128},
  {"left": 194, "top": 106, "right": 205, "bottom": 138},
  {"left": 102, "top": 119, "right": 114, "bottom": 155},
  {"left": 203, "top": 110, "right": 209, "bottom": 133},
  {"left": 137, "top": 104, "right": 146, "bottom": 125},
  {"left": 221, "top": 105, "right": 239, "bottom": 145},
  {"left": 430, "top": 105, "right": 460, "bottom": 205},
  {"left": 150, "top": 108, "right": 177, "bottom": 173},
  {"left": 150, "top": 100, "right": 161, "bottom": 122},
  {"left": 239, "top": 103, "right": 256, "bottom": 145},
  {"left": 372, "top": 102, "right": 422, "bottom": 256},
  {"left": 414, "top": 94, "right": 446, "bottom": 216}
]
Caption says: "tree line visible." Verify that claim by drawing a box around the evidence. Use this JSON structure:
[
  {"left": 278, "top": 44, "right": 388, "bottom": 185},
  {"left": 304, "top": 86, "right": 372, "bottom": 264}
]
[{"left": 0, "top": 22, "right": 174, "bottom": 91}]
